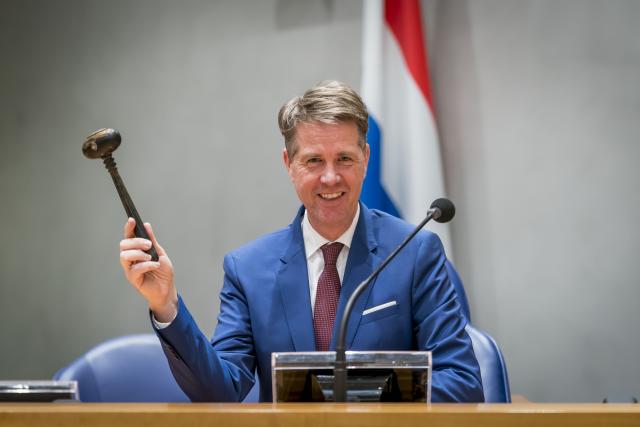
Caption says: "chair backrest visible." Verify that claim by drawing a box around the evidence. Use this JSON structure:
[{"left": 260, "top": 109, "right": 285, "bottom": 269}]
[
  {"left": 53, "top": 334, "right": 190, "bottom": 402},
  {"left": 445, "top": 261, "right": 511, "bottom": 402},
  {"left": 466, "top": 324, "right": 511, "bottom": 403}
]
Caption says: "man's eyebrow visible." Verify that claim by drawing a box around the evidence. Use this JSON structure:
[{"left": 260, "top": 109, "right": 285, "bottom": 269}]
[
  {"left": 297, "top": 150, "right": 359, "bottom": 160},
  {"left": 298, "top": 152, "right": 321, "bottom": 160},
  {"left": 337, "top": 150, "right": 358, "bottom": 157}
]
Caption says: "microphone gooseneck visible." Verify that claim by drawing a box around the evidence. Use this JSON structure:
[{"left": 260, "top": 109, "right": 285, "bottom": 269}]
[{"left": 333, "top": 198, "right": 455, "bottom": 402}]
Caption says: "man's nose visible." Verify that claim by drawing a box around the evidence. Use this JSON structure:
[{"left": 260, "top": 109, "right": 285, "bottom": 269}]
[{"left": 320, "top": 164, "right": 341, "bottom": 185}]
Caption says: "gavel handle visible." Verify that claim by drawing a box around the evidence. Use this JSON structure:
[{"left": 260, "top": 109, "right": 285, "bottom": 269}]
[{"left": 103, "top": 156, "right": 159, "bottom": 261}]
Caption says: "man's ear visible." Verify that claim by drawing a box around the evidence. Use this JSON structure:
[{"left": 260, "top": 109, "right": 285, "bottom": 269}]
[
  {"left": 363, "top": 143, "right": 371, "bottom": 176},
  {"left": 282, "top": 148, "right": 293, "bottom": 179}
]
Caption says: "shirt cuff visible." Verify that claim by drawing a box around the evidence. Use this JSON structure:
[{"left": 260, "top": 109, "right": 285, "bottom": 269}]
[{"left": 151, "top": 311, "right": 177, "bottom": 330}]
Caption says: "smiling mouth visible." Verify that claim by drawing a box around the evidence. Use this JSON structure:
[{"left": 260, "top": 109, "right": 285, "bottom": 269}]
[{"left": 319, "top": 192, "right": 344, "bottom": 200}]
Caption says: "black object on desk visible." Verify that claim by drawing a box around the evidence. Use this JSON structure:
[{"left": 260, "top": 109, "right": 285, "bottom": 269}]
[{"left": 0, "top": 381, "right": 78, "bottom": 402}]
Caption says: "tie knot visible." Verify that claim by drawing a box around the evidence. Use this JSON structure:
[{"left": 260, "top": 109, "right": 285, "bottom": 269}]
[{"left": 321, "top": 242, "right": 343, "bottom": 266}]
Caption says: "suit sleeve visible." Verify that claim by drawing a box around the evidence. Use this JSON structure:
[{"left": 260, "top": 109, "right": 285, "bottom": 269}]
[
  {"left": 412, "top": 233, "right": 485, "bottom": 402},
  {"left": 152, "top": 253, "right": 256, "bottom": 402}
]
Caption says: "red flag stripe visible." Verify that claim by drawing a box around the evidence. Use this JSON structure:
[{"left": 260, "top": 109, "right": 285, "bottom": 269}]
[{"left": 384, "top": 0, "right": 434, "bottom": 110}]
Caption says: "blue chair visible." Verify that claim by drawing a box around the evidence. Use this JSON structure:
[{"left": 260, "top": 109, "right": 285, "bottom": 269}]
[
  {"left": 54, "top": 333, "right": 261, "bottom": 402},
  {"left": 54, "top": 334, "right": 189, "bottom": 402},
  {"left": 446, "top": 261, "right": 511, "bottom": 403},
  {"left": 466, "top": 325, "right": 511, "bottom": 403}
]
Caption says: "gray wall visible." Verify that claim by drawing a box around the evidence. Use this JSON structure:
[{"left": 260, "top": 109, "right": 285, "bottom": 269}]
[
  {"left": 428, "top": 0, "right": 640, "bottom": 402},
  {"left": 1, "top": 0, "right": 638, "bottom": 402}
]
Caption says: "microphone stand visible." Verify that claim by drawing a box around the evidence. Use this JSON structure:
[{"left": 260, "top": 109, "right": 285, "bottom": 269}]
[{"left": 333, "top": 208, "right": 441, "bottom": 402}]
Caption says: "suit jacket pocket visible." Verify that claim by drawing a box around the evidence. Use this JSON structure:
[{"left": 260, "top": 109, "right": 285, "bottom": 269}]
[{"left": 360, "top": 301, "right": 400, "bottom": 325}]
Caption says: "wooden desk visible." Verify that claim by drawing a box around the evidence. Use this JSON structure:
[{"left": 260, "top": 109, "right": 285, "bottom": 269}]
[{"left": 1, "top": 403, "right": 639, "bottom": 427}]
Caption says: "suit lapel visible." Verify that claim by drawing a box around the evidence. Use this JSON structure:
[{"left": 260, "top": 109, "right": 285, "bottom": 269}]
[
  {"left": 276, "top": 207, "right": 316, "bottom": 351},
  {"left": 332, "top": 204, "right": 380, "bottom": 349}
]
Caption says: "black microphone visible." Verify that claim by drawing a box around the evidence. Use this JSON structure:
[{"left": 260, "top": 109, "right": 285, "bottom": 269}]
[
  {"left": 429, "top": 197, "right": 455, "bottom": 223},
  {"left": 333, "top": 198, "right": 455, "bottom": 402}
]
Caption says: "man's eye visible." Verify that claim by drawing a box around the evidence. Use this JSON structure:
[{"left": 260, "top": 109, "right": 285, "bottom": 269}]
[
  {"left": 339, "top": 156, "right": 354, "bottom": 163},
  {"left": 307, "top": 158, "right": 322, "bottom": 165}
]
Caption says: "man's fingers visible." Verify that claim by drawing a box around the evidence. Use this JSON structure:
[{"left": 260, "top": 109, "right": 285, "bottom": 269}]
[
  {"left": 144, "top": 223, "right": 167, "bottom": 257},
  {"left": 128, "top": 261, "right": 161, "bottom": 278},
  {"left": 123, "top": 217, "right": 136, "bottom": 238},
  {"left": 120, "top": 237, "right": 153, "bottom": 252},
  {"left": 120, "top": 249, "right": 153, "bottom": 266},
  {"left": 122, "top": 219, "right": 164, "bottom": 258}
]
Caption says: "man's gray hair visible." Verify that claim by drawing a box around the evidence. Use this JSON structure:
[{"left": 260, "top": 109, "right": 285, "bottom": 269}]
[{"left": 278, "top": 80, "right": 369, "bottom": 158}]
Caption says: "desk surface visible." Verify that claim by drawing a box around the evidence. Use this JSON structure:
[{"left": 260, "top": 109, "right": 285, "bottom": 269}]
[{"left": 1, "top": 403, "right": 639, "bottom": 427}]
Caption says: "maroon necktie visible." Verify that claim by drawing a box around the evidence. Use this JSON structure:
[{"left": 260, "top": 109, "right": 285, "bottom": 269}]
[{"left": 313, "top": 242, "right": 344, "bottom": 351}]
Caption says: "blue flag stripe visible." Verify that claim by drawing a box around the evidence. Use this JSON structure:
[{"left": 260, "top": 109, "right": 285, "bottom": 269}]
[{"left": 361, "top": 116, "right": 401, "bottom": 218}]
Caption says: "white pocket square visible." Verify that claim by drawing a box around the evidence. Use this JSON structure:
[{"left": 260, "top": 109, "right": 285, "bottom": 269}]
[{"left": 362, "top": 300, "right": 397, "bottom": 316}]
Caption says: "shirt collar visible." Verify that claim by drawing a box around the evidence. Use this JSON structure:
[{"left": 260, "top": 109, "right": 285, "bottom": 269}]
[{"left": 302, "top": 204, "right": 360, "bottom": 259}]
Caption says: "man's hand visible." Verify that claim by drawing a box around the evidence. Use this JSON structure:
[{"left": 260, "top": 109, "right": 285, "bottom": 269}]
[{"left": 119, "top": 218, "right": 178, "bottom": 322}]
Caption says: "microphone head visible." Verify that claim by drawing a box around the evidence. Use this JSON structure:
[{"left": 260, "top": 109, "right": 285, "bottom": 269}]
[{"left": 430, "top": 198, "right": 455, "bottom": 223}]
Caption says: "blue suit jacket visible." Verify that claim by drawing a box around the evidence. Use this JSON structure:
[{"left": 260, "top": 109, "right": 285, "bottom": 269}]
[{"left": 155, "top": 204, "right": 483, "bottom": 402}]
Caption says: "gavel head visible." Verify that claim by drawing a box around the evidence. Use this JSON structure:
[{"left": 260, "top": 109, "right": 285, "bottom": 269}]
[{"left": 82, "top": 128, "right": 121, "bottom": 159}]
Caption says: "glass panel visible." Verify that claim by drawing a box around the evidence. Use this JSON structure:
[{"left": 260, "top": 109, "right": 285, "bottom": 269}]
[{"left": 272, "top": 351, "right": 431, "bottom": 403}]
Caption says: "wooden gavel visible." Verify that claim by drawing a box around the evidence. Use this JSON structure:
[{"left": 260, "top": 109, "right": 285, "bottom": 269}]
[{"left": 82, "top": 128, "right": 159, "bottom": 261}]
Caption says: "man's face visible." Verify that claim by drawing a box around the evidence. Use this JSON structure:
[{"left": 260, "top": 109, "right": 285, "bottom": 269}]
[{"left": 283, "top": 121, "right": 369, "bottom": 240}]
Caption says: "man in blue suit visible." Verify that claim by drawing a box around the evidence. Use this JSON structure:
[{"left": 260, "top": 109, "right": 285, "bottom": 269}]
[{"left": 119, "top": 81, "right": 483, "bottom": 403}]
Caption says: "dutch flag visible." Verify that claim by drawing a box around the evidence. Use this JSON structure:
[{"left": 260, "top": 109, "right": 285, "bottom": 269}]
[{"left": 361, "top": 0, "right": 452, "bottom": 256}]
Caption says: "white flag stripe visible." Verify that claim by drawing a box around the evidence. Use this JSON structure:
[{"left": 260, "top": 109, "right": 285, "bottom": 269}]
[{"left": 362, "top": 1, "right": 452, "bottom": 256}]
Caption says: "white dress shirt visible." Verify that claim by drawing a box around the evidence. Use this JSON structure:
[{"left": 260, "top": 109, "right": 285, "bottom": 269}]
[
  {"left": 302, "top": 204, "right": 360, "bottom": 315},
  {"left": 154, "top": 205, "right": 360, "bottom": 328}
]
